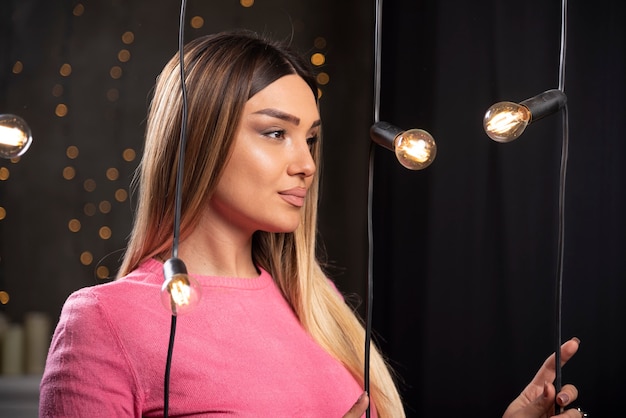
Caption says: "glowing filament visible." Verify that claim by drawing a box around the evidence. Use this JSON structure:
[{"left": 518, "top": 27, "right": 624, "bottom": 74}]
[
  {"left": 483, "top": 102, "right": 531, "bottom": 143},
  {"left": 161, "top": 273, "right": 201, "bottom": 315},
  {"left": 394, "top": 129, "right": 437, "bottom": 170},
  {"left": 0, "top": 114, "right": 32, "bottom": 159},
  {"left": 170, "top": 277, "right": 192, "bottom": 306}
]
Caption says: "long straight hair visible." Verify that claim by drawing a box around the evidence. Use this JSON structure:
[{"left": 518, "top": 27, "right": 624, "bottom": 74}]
[{"left": 118, "top": 31, "right": 404, "bottom": 417}]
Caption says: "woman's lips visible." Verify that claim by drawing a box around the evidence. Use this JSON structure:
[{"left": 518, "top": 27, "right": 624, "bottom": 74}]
[{"left": 278, "top": 188, "right": 307, "bottom": 207}]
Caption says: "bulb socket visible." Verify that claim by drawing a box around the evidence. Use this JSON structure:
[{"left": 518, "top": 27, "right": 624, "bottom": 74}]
[
  {"left": 520, "top": 89, "right": 567, "bottom": 124},
  {"left": 370, "top": 121, "right": 403, "bottom": 152},
  {"left": 163, "top": 257, "right": 188, "bottom": 281}
]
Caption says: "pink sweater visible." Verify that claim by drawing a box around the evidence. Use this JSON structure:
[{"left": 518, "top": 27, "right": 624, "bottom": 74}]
[{"left": 40, "top": 258, "right": 372, "bottom": 417}]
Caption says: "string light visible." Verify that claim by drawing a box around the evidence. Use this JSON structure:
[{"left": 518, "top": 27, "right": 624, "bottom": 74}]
[
  {"left": 483, "top": 89, "right": 567, "bottom": 143},
  {"left": 161, "top": 258, "right": 201, "bottom": 316},
  {"left": 0, "top": 114, "right": 32, "bottom": 159},
  {"left": 370, "top": 121, "right": 437, "bottom": 170},
  {"left": 158, "top": 0, "right": 202, "bottom": 318}
]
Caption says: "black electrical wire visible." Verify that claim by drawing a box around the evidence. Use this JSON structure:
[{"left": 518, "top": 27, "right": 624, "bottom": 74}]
[
  {"left": 173, "top": 0, "right": 189, "bottom": 260},
  {"left": 364, "top": 0, "right": 384, "bottom": 416},
  {"left": 558, "top": 0, "right": 568, "bottom": 93},
  {"left": 163, "top": 0, "right": 189, "bottom": 416},
  {"left": 554, "top": 0, "right": 568, "bottom": 413},
  {"left": 372, "top": 0, "right": 383, "bottom": 124},
  {"left": 365, "top": 142, "right": 375, "bottom": 418},
  {"left": 164, "top": 314, "right": 177, "bottom": 416}
]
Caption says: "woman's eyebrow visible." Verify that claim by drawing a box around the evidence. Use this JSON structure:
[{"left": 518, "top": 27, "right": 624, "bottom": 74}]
[
  {"left": 252, "top": 108, "right": 322, "bottom": 129},
  {"left": 253, "top": 108, "right": 301, "bottom": 125}
]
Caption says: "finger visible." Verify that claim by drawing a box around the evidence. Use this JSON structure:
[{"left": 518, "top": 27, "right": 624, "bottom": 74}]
[
  {"left": 556, "top": 384, "right": 579, "bottom": 408},
  {"left": 342, "top": 392, "right": 369, "bottom": 418},
  {"left": 523, "top": 381, "right": 557, "bottom": 416},
  {"left": 554, "top": 406, "right": 588, "bottom": 417},
  {"left": 558, "top": 338, "right": 581, "bottom": 365},
  {"left": 532, "top": 338, "right": 580, "bottom": 385}
]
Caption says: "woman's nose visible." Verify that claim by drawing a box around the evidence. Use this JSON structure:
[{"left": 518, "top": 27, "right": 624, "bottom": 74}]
[{"left": 288, "top": 139, "right": 316, "bottom": 178}]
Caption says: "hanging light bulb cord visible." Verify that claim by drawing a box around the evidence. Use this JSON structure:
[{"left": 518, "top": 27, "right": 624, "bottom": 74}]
[
  {"left": 163, "top": 0, "right": 189, "bottom": 416},
  {"left": 365, "top": 147, "right": 375, "bottom": 418},
  {"left": 554, "top": 0, "right": 569, "bottom": 410},
  {"left": 364, "top": 0, "right": 384, "bottom": 416}
]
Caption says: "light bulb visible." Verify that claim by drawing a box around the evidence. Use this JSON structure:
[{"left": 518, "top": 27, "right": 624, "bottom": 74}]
[
  {"left": 0, "top": 114, "right": 32, "bottom": 159},
  {"left": 370, "top": 121, "right": 436, "bottom": 170},
  {"left": 483, "top": 102, "right": 531, "bottom": 143},
  {"left": 483, "top": 89, "right": 567, "bottom": 143},
  {"left": 394, "top": 129, "right": 437, "bottom": 170},
  {"left": 161, "top": 258, "right": 201, "bottom": 315}
]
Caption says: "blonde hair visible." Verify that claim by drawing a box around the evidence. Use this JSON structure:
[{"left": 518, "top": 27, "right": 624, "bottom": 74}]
[{"left": 118, "top": 31, "right": 404, "bottom": 417}]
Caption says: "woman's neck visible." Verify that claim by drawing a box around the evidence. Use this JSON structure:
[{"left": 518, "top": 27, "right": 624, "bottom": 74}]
[{"left": 175, "top": 219, "right": 259, "bottom": 279}]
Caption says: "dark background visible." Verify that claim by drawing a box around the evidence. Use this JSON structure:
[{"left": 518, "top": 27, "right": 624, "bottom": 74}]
[{"left": 1, "top": 0, "right": 624, "bottom": 416}]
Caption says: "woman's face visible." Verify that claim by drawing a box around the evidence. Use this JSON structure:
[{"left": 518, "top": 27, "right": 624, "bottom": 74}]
[{"left": 209, "top": 74, "right": 320, "bottom": 237}]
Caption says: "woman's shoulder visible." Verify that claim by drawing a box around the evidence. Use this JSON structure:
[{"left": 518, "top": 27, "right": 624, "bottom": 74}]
[{"left": 61, "top": 258, "right": 163, "bottom": 319}]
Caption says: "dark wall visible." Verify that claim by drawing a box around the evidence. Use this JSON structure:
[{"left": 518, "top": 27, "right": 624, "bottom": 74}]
[{"left": 372, "top": 0, "right": 626, "bottom": 416}]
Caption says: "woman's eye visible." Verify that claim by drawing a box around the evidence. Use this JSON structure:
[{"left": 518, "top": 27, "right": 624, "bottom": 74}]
[
  {"left": 307, "top": 136, "right": 319, "bottom": 147},
  {"left": 264, "top": 130, "right": 285, "bottom": 139}
]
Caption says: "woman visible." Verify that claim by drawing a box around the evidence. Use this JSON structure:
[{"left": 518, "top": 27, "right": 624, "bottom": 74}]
[{"left": 40, "top": 31, "right": 581, "bottom": 417}]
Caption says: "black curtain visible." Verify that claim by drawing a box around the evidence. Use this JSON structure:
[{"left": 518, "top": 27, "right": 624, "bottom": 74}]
[{"left": 371, "top": 0, "right": 626, "bottom": 416}]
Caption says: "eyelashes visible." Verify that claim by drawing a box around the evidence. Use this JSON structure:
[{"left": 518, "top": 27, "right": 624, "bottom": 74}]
[
  {"left": 263, "top": 129, "right": 286, "bottom": 140},
  {"left": 261, "top": 129, "right": 319, "bottom": 148}
]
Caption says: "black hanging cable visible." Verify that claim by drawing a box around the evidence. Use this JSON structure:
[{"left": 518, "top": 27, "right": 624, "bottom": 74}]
[
  {"left": 554, "top": 0, "right": 569, "bottom": 412},
  {"left": 163, "top": 0, "right": 189, "bottom": 416},
  {"left": 372, "top": 0, "right": 382, "bottom": 125},
  {"left": 173, "top": 0, "right": 189, "bottom": 260},
  {"left": 364, "top": 0, "right": 384, "bottom": 416},
  {"left": 365, "top": 144, "right": 374, "bottom": 418},
  {"left": 363, "top": 141, "right": 376, "bottom": 418},
  {"left": 558, "top": 0, "right": 568, "bottom": 93},
  {"left": 163, "top": 314, "right": 177, "bottom": 417}
]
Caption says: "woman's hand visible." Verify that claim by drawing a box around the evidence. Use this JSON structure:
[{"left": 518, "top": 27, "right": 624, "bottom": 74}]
[
  {"left": 342, "top": 392, "right": 369, "bottom": 418},
  {"left": 503, "top": 337, "right": 583, "bottom": 418}
]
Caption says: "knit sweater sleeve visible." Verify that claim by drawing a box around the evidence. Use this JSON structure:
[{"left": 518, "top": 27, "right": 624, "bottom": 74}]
[{"left": 39, "top": 287, "right": 142, "bottom": 417}]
